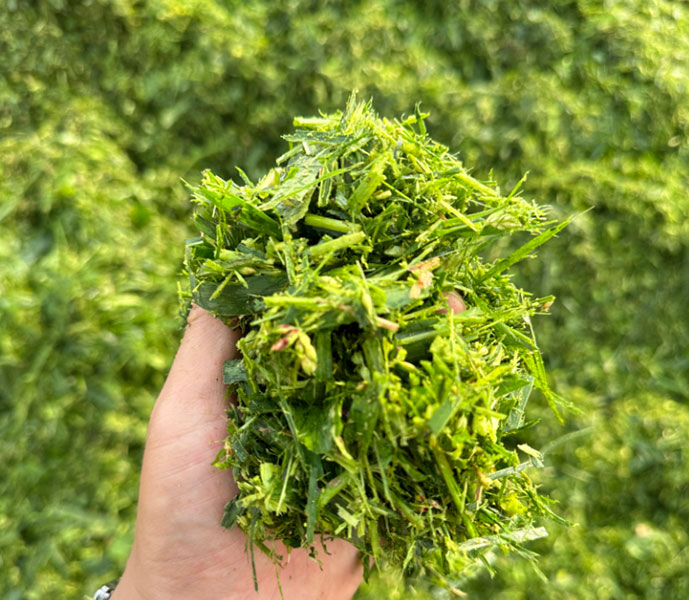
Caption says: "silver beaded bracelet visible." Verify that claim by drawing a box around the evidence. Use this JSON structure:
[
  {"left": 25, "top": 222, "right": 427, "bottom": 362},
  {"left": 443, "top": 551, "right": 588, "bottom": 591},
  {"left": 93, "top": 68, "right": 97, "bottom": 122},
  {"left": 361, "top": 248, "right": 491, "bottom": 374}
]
[{"left": 93, "top": 580, "right": 118, "bottom": 600}]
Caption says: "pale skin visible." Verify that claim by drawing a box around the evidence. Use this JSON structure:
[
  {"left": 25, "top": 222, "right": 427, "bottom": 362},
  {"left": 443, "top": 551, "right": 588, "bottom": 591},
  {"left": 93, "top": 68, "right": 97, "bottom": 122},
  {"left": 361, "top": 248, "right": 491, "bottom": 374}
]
[{"left": 113, "top": 291, "right": 465, "bottom": 600}]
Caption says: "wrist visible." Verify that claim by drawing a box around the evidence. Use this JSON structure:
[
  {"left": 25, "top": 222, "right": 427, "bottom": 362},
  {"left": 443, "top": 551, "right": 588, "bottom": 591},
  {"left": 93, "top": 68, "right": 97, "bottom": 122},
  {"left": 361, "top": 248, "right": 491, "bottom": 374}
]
[{"left": 110, "top": 567, "right": 148, "bottom": 600}]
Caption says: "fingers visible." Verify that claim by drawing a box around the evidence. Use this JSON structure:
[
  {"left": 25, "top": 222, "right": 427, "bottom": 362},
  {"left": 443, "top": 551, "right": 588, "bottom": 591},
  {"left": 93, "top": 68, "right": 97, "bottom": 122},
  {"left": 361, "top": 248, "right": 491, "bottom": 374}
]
[{"left": 441, "top": 290, "right": 467, "bottom": 315}]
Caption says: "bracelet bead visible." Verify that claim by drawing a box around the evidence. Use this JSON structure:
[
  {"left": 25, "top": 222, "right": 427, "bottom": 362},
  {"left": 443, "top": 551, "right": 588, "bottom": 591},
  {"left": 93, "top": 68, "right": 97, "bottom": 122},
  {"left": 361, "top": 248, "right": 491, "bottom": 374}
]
[{"left": 93, "top": 580, "right": 118, "bottom": 600}]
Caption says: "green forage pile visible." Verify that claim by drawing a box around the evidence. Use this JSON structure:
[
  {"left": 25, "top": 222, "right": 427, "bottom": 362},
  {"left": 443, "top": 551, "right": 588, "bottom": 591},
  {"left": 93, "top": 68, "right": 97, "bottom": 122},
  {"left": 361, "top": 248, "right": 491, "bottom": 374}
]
[{"left": 182, "top": 97, "right": 569, "bottom": 589}]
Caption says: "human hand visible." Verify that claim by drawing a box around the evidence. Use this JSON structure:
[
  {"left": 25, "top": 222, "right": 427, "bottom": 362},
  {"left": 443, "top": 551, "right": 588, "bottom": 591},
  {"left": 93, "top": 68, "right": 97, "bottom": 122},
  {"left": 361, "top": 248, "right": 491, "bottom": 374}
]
[
  {"left": 113, "top": 291, "right": 465, "bottom": 600},
  {"left": 113, "top": 306, "right": 363, "bottom": 600}
]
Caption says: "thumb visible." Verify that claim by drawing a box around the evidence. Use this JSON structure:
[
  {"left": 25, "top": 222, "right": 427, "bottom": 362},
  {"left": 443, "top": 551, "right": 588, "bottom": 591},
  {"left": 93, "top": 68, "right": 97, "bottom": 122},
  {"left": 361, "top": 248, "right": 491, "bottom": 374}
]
[
  {"left": 130, "top": 307, "right": 244, "bottom": 574},
  {"left": 148, "top": 305, "right": 241, "bottom": 449}
]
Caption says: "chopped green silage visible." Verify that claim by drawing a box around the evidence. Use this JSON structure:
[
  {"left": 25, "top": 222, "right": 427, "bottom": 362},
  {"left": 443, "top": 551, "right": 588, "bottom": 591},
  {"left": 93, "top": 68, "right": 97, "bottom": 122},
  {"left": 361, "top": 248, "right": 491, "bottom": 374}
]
[{"left": 182, "top": 97, "right": 568, "bottom": 589}]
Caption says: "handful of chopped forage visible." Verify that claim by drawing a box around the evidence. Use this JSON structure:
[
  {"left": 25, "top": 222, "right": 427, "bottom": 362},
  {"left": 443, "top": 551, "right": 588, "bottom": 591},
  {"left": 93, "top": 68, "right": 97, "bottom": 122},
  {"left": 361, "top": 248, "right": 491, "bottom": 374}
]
[{"left": 182, "top": 96, "right": 570, "bottom": 590}]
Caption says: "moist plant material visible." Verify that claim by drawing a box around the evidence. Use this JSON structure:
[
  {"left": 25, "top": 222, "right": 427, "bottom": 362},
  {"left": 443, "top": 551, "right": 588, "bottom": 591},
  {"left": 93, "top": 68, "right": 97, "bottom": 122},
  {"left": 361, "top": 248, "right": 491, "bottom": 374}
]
[{"left": 182, "top": 97, "right": 569, "bottom": 588}]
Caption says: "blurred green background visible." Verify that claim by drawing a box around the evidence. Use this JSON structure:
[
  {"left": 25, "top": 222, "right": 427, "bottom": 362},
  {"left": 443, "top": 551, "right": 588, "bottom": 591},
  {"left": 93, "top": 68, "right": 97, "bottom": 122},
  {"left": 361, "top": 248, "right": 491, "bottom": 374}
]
[{"left": 2, "top": 1, "right": 688, "bottom": 598}]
